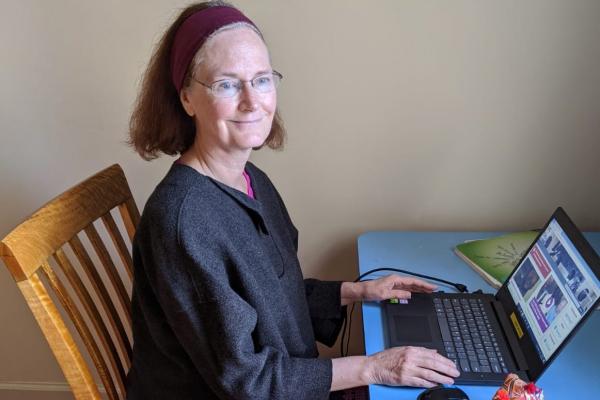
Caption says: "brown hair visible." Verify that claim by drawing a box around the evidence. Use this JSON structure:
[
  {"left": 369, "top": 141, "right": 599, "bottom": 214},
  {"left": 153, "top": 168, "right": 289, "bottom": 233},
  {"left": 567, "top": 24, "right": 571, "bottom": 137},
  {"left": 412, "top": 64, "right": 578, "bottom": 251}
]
[{"left": 129, "top": 1, "right": 285, "bottom": 160}]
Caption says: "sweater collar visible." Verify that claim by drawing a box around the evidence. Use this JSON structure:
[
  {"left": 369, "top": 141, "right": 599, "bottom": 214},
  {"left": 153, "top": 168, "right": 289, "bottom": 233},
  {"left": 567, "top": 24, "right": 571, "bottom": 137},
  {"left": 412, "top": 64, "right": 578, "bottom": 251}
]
[{"left": 172, "top": 163, "right": 269, "bottom": 234}]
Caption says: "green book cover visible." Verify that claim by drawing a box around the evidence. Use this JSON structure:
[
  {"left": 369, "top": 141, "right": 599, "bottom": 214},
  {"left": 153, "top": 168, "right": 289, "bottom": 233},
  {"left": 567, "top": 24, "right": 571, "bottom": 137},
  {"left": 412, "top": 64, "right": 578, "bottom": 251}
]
[{"left": 454, "top": 231, "right": 539, "bottom": 288}]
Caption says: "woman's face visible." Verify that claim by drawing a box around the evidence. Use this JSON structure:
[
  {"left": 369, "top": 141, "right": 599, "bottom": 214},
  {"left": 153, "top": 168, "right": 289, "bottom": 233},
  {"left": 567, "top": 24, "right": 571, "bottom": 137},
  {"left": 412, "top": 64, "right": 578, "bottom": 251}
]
[{"left": 180, "top": 27, "right": 276, "bottom": 154}]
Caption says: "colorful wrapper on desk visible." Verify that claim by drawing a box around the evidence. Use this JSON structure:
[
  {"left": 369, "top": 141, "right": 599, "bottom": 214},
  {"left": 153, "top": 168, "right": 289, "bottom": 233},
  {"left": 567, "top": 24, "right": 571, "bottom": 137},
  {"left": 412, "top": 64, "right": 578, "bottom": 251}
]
[{"left": 492, "top": 374, "right": 544, "bottom": 400}]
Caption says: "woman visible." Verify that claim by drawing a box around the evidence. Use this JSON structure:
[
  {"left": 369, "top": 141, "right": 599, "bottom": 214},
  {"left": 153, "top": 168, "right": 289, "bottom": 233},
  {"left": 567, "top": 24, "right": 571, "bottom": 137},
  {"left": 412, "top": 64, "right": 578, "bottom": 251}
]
[{"left": 127, "top": 2, "right": 459, "bottom": 399}]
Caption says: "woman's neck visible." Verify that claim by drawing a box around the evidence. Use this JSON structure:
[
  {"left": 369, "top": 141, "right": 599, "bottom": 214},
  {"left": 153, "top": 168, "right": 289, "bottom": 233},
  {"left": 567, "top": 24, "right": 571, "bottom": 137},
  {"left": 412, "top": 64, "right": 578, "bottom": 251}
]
[{"left": 179, "top": 141, "right": 250, "bottom": 193}]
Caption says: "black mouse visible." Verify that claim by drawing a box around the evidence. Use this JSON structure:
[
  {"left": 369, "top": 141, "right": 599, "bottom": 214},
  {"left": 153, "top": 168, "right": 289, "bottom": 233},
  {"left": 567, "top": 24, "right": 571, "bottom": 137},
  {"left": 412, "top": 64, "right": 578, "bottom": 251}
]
[{"left": 417, "top": 385, "right": 469, "bottom": 400}]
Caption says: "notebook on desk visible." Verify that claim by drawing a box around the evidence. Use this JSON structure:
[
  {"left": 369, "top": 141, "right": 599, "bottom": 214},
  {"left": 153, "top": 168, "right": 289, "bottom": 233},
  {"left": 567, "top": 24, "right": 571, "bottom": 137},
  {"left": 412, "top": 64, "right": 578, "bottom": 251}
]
[{"left": 382, "top": 207, "right": 600, "bottom": 385}]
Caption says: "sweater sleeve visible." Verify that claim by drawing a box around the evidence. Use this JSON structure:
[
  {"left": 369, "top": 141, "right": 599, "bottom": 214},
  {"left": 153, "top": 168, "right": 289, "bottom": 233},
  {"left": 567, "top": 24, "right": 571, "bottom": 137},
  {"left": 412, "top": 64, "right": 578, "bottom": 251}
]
[
  {"left": 267, "top": 174, "right": 347, "bottom": 347},
  {"left": 304, "top": 279, "right": 347, "bottom": 347}
]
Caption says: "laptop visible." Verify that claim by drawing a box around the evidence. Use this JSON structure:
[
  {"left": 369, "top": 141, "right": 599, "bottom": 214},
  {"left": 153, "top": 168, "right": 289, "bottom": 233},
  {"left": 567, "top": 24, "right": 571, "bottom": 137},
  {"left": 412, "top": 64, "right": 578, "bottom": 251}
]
[{"left": 382, "top": 207, "right": 600, "bottom": 385}]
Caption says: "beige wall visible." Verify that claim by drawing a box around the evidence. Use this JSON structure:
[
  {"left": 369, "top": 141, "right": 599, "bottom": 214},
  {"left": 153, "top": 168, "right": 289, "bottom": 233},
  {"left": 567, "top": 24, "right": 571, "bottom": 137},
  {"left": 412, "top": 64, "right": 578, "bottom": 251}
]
[{"left": 1, "top": 0, "right": 600, "bottom": 395}]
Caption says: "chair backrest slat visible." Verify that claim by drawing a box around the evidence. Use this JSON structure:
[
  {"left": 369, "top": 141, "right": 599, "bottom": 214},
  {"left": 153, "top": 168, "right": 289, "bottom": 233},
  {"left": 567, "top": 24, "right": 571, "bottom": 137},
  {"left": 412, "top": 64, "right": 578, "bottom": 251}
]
[
  {"left": 68, "top": 236, "right": 128, "bottom": 382},
  {"left": 17, "top": 272, "right": 103, "bottom": 400},
  {"left": 118, "top": 199, "right": 140, "bottom": 243},
  {"left": 101, "top": 212, "right": 133, "bottom": 281},
  {"left": 84, "top": 224, "right": 132, "bottom": 327},
  {"left": 81, "top": 223, "right": 132, "bottom": 364},
  {"left": 54, "top": 248, "right": 130, "bottom": 377},
  {"left": 40, "top": 262, "right": 121, "bottom": 399},
  {"left": 1, "top": 164, "right": 138, "bottom": 400}
]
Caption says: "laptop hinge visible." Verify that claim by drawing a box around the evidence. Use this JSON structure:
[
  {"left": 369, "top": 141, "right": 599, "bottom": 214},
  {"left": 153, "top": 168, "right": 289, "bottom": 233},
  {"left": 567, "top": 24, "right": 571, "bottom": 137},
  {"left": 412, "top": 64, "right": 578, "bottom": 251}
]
[{"left": 491, "top": 300, "right": 529, "bottom": 372}]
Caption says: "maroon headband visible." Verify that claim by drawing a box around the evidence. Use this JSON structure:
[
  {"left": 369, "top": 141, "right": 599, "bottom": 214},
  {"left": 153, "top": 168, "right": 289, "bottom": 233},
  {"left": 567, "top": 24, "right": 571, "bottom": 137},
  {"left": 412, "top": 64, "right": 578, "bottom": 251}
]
[{"left": 170, "top": 6, "right": 258, "bottom": 92}]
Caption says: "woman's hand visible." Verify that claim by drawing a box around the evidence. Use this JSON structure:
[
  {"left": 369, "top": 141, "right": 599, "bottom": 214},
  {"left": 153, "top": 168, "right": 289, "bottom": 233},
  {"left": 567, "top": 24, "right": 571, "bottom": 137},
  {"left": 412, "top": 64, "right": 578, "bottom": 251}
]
[
  {"left": 361, "top": 275, "right": 437, "bottom": 302},
  {"left": 341, "top": 275, "right": 436, "bottom": 305},
  {"left": 366, "top": 346, "right": 460, "bottom": 388}
]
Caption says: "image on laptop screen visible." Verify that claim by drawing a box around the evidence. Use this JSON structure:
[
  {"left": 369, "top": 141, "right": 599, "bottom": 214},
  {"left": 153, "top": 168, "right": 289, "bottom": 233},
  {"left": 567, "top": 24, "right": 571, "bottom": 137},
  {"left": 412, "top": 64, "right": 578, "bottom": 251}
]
[{"left": 506, "top": 219, "right": 600, "bottom": 363}]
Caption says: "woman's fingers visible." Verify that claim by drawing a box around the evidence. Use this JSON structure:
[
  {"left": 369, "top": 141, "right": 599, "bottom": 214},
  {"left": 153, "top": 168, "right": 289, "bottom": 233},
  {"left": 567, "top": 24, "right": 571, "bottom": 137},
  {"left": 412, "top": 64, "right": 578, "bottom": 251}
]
[
  {"left": 419, "top": 350, "right": 460, "bottom": 377},
  {"left": 365, "top": 275, "right": 439, "bottom": 302},
  {"left": 390, "top": 289, "right": 412, "bottom": 299},
  {"left": 390, "top": 276, "right": 437, "bottom": 292},
  {"left": 396, "top": 347, "right": 459, "bottom": 387},
  {"left": 417, "top": 368, "right": 455, "bottom": 385},
  {"left": 406, "top": 376, "right": 437, "bottom": 388},
  {"left": 416, "top": 356, "right": 459, "bottom": 385}
]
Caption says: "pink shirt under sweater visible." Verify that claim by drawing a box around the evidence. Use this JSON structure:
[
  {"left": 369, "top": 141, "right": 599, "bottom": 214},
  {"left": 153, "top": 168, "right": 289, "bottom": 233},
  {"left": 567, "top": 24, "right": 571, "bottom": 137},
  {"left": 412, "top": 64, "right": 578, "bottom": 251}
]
[
  {"left": 174, "top": 159, "right": 254, "bottom": 198},
  {"left": 242, "top": 170, "right": 254, "bottom": 199}
]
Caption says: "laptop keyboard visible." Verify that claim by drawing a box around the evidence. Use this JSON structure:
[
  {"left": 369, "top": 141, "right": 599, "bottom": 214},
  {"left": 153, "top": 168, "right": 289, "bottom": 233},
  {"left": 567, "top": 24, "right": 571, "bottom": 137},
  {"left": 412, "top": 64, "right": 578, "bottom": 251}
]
[{"left": 434, "top": 297, "right": 509, "bottom": 375}]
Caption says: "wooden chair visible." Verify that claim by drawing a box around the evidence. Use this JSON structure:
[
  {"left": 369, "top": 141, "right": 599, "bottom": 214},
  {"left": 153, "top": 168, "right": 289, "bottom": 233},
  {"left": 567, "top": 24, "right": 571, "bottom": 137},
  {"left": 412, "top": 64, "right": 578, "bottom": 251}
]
[{"left": 0, "top": 164, "right": 140, "bottom": 400}]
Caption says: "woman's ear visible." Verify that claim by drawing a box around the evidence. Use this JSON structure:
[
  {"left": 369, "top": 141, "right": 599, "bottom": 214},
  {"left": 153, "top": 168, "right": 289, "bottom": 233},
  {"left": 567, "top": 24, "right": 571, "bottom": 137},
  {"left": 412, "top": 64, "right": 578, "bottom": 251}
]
[{"left": 179, "top": 89, "right": 195, "bottom": 117}]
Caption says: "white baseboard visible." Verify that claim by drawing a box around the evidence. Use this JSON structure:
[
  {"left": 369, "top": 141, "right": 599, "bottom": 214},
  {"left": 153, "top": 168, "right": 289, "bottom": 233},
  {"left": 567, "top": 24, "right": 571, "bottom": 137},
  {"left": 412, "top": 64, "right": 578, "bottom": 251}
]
[
  {"left": 0, "top": 381, "right": 70, "bottom": 392},
  {"left": 0, "top": 380, "right": 111, "bottom": 395}
]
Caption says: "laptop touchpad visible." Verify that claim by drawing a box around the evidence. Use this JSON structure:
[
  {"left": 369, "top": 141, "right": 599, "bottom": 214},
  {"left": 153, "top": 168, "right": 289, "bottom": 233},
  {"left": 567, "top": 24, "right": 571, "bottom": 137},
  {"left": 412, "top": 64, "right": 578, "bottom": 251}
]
[{"left": 393, "top": 316, "right": 433, "bottom": 342}]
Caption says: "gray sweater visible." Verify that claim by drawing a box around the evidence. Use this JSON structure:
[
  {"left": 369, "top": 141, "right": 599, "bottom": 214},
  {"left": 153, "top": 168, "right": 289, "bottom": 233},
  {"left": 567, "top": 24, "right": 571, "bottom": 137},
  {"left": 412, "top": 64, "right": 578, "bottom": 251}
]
[{"left": 126, "top": 163, "right": 346, "bottom": 400}]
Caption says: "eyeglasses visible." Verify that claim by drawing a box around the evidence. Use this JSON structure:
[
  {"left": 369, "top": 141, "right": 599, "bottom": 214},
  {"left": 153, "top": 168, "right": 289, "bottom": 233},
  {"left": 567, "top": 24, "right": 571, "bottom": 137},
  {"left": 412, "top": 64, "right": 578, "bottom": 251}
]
[{"left": 192, "top": 71, "right": 283, "bottom": 98}]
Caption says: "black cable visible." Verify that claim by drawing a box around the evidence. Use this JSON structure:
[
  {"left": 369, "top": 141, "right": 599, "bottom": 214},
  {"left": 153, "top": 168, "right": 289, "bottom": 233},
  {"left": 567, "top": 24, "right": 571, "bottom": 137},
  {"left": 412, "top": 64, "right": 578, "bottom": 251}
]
[
  {"left": 341, "top": 280, "right": 372, "bottom": 357},
  {"left": 345, "top": 302, "right": 355, "bottom": 356},
  {"left": 339, "top": 306, "right": 348, "bottom": 357},
  {"left": 340, "top": 267, "right": 469, "bottom": 357}
]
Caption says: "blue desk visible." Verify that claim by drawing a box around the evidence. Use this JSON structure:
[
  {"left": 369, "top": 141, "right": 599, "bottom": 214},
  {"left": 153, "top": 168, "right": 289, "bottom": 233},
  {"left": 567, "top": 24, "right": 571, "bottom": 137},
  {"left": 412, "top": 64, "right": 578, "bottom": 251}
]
[{"left": 358, "top": 231, "right": 600, "bottom": 400}]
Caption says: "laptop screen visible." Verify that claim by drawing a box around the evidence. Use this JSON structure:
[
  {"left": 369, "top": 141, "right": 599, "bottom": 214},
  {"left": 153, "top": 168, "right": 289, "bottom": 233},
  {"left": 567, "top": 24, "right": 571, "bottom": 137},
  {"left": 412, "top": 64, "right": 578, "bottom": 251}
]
[{"left": 505, "top": 218, "right": 600, "bottom": 363}]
